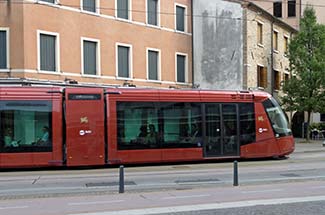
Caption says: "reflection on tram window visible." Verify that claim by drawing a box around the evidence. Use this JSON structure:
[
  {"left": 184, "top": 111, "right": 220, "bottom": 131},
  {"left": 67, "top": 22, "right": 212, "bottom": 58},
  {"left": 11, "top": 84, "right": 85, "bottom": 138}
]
[
  {"left": 116, "top": 102, "right": 202, "bottom": 150},
  {"left": 239, "top": 103, "right": 256, "bottom": 145},
  {"left": 0, "top": 101, "right": 52, "bottom": 153}
]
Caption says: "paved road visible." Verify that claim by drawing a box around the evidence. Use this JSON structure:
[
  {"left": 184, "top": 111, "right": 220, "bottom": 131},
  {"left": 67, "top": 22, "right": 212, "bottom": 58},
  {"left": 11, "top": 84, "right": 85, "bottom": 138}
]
[{"left": 0, "top": 141, "right": 325, "bottom": 215}]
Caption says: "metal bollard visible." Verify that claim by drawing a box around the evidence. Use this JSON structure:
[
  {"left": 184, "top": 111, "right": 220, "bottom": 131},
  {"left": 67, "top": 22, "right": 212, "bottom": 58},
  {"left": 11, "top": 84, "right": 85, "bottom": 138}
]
[
  {"left": 233, "top": 160, "right": 238, "bottom": 186},
  {"left": 119, "top": 165, "right": 124, "bottom": 193}
]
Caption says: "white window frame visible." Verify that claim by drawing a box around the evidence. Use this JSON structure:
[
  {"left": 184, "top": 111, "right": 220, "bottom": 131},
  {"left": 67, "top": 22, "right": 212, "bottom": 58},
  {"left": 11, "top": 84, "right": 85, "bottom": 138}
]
[
  {"left": 146, "top": 48, "right": 161, "bottom": 81},
  {"left": 80, "top": 0, "right": 100, "bottom": 15},
  {"left": 175, "top": 3, "right": 187, "bottom": 33},
  {"left": 283, "top": 34, "right": 289, "bottom": 55},
  {"left": 116, "top": 42, "right": 133, "bottom": 79},
  {"left": 273, "top": 29, "right": 279, "bottom": 53},
  {"left": 175, "top": 52, "right": 188, "bottom": 83},
  {"left": 115, "top": 0, "right": 132, "bottom": 21},
  {"left": 257, "top": 20, "right": 264, "bottom": 47},
  {"left": 81, "top": 37, "right": 101, "bottom": 77},
  {"left": 146, "top": 0, "right": 160, "bottom": 27},
  {"left": 0, "top": 27, "right": 9, "bottom": 72},
  {"left": 37, "top": 30, "right": 60, "bottom": 73}
]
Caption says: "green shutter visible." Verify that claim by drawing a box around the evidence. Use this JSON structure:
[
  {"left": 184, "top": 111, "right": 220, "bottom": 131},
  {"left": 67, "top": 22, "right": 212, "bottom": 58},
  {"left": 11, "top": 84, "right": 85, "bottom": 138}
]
[
  {"left": 118, "top": 46, "right": 130, "bottom": 78},
  {"left": 0, "top": 31, "right": 7, "bottom": 69},
  {"left": 40, "top": 34, "right": 56, "bottom": 72},
  {"left": 83, "top": 41, "right": 97, "bottom": 75}
]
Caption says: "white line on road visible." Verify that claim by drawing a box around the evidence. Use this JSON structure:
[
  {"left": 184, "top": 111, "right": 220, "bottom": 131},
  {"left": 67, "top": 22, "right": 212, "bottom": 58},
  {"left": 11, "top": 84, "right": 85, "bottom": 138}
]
[
  {"left": 162, "top": 194, "right": 211, "bottom": 200},
  {"left": 311, "top": 186, "right": 325, "bottom": 189},
  {"left": 68, "top": 200, "right": 124, "bottom": 206},
  {"left": 70, "top": 195, "right": 325, "bottom": 215},
  {"left": 241, "top": 189, "right": 283, "bottom": 194},
  {"left": 0, "top": 206, "right": 29, "bottom": 210}
]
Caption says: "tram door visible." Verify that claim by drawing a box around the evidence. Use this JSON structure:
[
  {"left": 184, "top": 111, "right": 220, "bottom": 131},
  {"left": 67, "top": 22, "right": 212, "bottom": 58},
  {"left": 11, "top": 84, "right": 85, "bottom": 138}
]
[
  {"left": 204, "top": 104, "right": 239, "bottom": 157},
  {"left": 65, "top": 88, "right": 105, "bottom": 166}
]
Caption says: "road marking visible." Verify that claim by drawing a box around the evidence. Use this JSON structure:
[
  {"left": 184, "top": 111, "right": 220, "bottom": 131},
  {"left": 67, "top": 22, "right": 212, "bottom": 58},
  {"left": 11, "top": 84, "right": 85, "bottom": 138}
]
[
  {"left": 70, "top": 195, "right": 325, "bottom": 215},
  {"left": 311, "top": 186, "right": 325, "bottom": 189},
  {"left": 0, "top": 206, "right": 29, "bottom": 210},
  {"left": 68, "top": 200, "right": 124, "bottom": 206},
  {"left": 162, "top": 194, "right": 211, "bottom": 200},
  {"left": 241, "top": 189, "right": 283, "bottom": 194}
]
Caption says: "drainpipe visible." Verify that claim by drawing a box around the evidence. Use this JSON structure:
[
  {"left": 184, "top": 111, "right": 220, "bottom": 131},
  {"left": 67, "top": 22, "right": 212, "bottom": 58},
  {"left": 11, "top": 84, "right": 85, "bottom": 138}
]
[
  {"left": 270, "top": 20, "right": 274, "bottom": 96},
  {"left": 242, "top": 5, "right": 248, "bottom": 90},
  {"left": 191, "top": 0, "right": 195, "bottom": 88}
]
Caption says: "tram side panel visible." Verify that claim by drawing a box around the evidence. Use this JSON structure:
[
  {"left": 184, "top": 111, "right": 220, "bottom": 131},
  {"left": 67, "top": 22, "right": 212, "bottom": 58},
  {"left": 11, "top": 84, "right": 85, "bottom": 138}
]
[
  {"left": 65, "top": 88, "right": 105, "bottom": 166},
  {"left": 0, "top": 87, "right": 63, "bottom": 168},
  {"left": 241, "top": 102, "right": 279, "bottom": 158}
]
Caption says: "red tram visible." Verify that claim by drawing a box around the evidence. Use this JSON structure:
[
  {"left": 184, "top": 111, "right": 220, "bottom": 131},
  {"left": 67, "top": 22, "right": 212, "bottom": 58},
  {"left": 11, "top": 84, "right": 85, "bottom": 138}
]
[{"left": 0, "top": 86, "right": 294, "bottom": 168}]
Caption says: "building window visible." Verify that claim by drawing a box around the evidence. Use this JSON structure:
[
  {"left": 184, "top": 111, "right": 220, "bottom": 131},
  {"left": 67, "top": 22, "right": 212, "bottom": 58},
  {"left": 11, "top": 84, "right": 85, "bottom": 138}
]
[
  {"left": 257, "top": 22, "right": 263, "bottom": 45},
  {"left": 117, "top": 0, "right": 130, "bottom": 20},
  {"left": 147, "top": 49, "right": 160, "bottom": 81},
  {"left": 176, "top": 54, "right": 186, "bottom": 83},
  {"left": 117, "top": 44, "right": 132, "bottom": 78},
  {"left": 82, "top": 0, "right": 97, "bottom": 13},
  {"left": 284, "top": 73, "right": 290, "bottom": 81},
  {"left": 284, "top": 36, "right": 289, "bottom": 54},
  {"left": 288, "top": 0, "right": 296, "bottom": 17},
  {"left": 0, "top": 29, "right": 8, "bottom": 70},
  {"left": 147, "top": 0, "right": 158, "bottom": 26},
  {"left": 273, "top": 31, "right": 278, "bottom": 51},
  {"left": 320, "top": 113, "right": 325, "bottom": 122},
  {"left": 82, "top": 39, "right": 100, "bottom": 76},
  {"left": 176, "top": 5, "right": 186, "bottom": 32},
  {"left": 273, "top": 70, "right": 281, "bottom": 90},
  {"left": 38, "top": 32, "right": 59, "bottom": 72},
  {"left": 257, "top": 65, "right": 267, "bottom": 88},
  {"left": 273, "top": 2, "right": 282, "bottom": 18}
]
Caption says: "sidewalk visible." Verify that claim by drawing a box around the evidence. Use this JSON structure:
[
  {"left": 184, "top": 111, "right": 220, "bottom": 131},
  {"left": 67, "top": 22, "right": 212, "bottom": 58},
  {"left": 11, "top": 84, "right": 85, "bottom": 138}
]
[{"left": 294, "top": 138, "right": 325, "bottom": 153}]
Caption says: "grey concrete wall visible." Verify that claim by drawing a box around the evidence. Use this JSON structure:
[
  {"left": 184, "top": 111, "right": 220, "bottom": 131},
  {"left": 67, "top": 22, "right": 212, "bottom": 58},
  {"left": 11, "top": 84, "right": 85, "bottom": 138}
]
[{"left": 193, "top": 0, "right": 243, "bottom": 90}]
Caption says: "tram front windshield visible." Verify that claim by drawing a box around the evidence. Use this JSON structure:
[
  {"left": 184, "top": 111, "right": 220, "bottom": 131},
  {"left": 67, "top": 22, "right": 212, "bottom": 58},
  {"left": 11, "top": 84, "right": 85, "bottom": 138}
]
[{"left": 263, "top": 97, "right": 292, "bottom": 137}]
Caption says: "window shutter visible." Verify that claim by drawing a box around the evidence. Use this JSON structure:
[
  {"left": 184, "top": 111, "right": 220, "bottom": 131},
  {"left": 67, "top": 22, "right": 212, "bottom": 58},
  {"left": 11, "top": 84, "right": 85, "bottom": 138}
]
[
  {"left": 177, "top": 55, "right": 186, "bottom": 83},
  {"left": 83, "top": 41, "right": 97, "bottom": 75},
  {"left": 117, "top": 0, "right": 129, "bottom": 19},
  {"left": 176, "top": 6, "right": 185, "bottom": 31},
  {"left": 261, "top": 67, "right": 267, "bottom": 88},
  {"left": 148, "top": 0, "right": 158, "bottom": 25},
  {"left": 148, "top": 50, "right": 158, "bottom": 80},
  {"left": 83, "top": 0, "right": 96, "bottom": 12},
  {"left": 118, "top": 46, "right": 130, "bottom": 78},
  {"left": 40, "top": 34, "right": 56, "bottom": 72},
  {"left": 0, "top": 31, "right": 7, "bottom": 69}
]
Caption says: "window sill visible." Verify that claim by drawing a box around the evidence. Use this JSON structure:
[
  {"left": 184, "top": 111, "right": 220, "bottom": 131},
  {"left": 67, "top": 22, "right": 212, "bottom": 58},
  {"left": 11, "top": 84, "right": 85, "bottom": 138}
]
[
  {"left": 257, "top": 43, "right": 264, "bottom": 48},
  {"left": 146, "top": 24, "right": 161, "bottom": 30},
  {"left": 116, "top": 77, "right": 133, "bottom": 81},
  {"left": 273, "top": 50, "right": 279, "bottom": 54},
  {"left": 80, "top": 10, "right": 100, "bottom": 17},
  {"left": 147, "top": 79, "right": 162, "bottom": 84},
  {"left": 81, "top": 74, "right": 101, "bottom": 78},
  {"left": 116, "top": 17, "right": 132, "bottom": 23},
  {"left": 38, "top": 70, "right": 60, "bottom": 75},
  {"left": 176, "top": 82, "right": 191, "bottom": 86}
]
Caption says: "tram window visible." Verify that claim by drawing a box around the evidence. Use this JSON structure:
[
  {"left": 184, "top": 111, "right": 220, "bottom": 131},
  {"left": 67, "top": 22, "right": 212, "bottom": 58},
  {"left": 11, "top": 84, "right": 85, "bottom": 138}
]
[
  {"left": 0, "top": 101, "right": 52, "bottom": 153},
  {"left": 117, "top": 102, "right": 202, "bottom": 150},
  {"left": 239, "top": 103, "right": 256, "bottom": 145},
  {"left": 160, "top": 103, "right": 202, "bottom": 148},
  {"left": 117, "top": 102, "right": 159, "bottom": 150}
]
